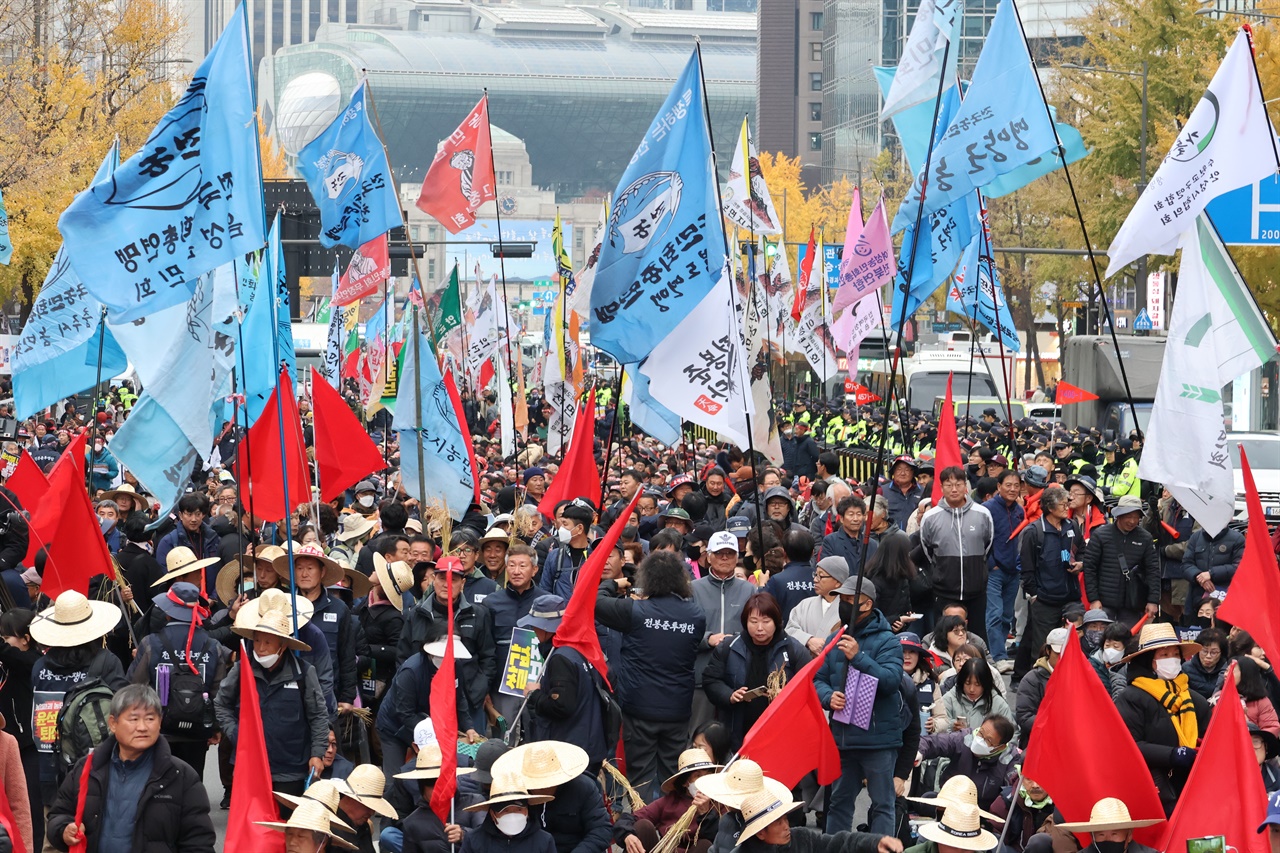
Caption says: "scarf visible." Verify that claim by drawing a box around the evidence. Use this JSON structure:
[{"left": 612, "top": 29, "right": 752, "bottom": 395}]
[{"left": 1132, "top": 674, "right": 1198, "bottom": 747}]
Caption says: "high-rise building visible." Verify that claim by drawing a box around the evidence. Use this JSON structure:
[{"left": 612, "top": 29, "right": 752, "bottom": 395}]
[{"left": 756, "top": 0, "right": 826, "bottom": 187}]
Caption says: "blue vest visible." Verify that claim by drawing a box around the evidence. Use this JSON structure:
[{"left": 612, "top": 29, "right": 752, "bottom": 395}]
[
  {"left": 615, "top": 596, "right": 705, "bottom": 722},
  {"left": 253, "top": 656, "right": 312, "bottom": 780}
]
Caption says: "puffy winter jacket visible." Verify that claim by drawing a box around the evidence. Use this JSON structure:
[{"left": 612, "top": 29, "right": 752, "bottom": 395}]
[
  {"left": 703, "top": 632, "right": 807, "bottom": 746},
  {"left": 691, "top": 573, "right": 755, "bottom": 685},
  {"left": 983, "top": 496, "right": 1025, "bottom": 573},
  {"left": 1180, "top": 527, "right": 1246, "bottom": 613},
  {"left": 1115, "top": 665, "right": 1212, "bottom": 811},
  {"left": 918, "top": 497, "right": 994, "bottom": 601},
  {"left": 1014, "top": 658, "right": 1052, "bottom": 747},
  {"left": 1082, "top": 522, "right": 1161, "bottom": 612},
  {"left": 917, "top": 729, "right": 1020, "bottom": 813},
  {"left": 939, "top": 686, "right": 1017, "bottom": 741},
  {"left": 1181, "top": 655, "right": 1224, "bottom": 700},
  {"left": 814, "top": 609, "right": 905, "bottom": 750},
  {"left": 396, "top": 594, "right": 497, "bottom": 718}
]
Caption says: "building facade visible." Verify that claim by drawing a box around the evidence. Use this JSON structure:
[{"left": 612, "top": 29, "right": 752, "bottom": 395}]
[{"left": 755, "top": 0, "right": 826, "bottom": 187}]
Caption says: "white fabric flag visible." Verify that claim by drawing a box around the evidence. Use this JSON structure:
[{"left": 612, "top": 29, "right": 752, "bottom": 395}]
[
  {"left": 496, "top": 355, "right": 515, "bottom": 458},
  {"left": 1138, "top": 215, "right": 1279, "bottom": 535},
  {"left": 642, "top": 270, "right": 753, "bottom": 449},
  {"left": 465, "top": 281, "right": 504, "bottom": 382},
  {"left": 880, "top": 0, "right": 961, "bottom": 121},
  {"left": 568, "top": 205, "right": 607, "bottom": 318},
  {"left": 1107, "top": 30, "right": 1280, "bottom": 277},
  {"left": 743, "top": 250, "right": 783, "bottom": 464},
  {"left": 831, "top": 290, "right": 885, "bottom": 362},
  {"left": 321, "top": 299, "right": 345, "bottom": 390},
  {"left": 723, "top": 118, "right": 782, "bottom": 235}
]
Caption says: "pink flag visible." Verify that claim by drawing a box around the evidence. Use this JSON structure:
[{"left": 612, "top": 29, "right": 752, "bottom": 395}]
[
  {"left": 832, "top": 195, "right": 894, "bottom": 315},
  {"left": 830, "top": 290, "right": 884, "bottom": 357}
]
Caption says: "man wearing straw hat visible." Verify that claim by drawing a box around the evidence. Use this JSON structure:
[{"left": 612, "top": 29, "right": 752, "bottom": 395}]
[
  {"left": 334, "top": 763, "right": 399, "bottom": 851},
  {"left": 257, "top": 798, "right": 358, "bottom": 851},
  {"left": 214, "top": 607, "right": 329, "bottom": 794},
  {"left": 730, "top": 788, "right": 901, "bottom": 853},
  {"left": 906, "top": 803, "right": 999, "bottom": 853},
  {"left": 282, "top": 543, "right": 360, "bottom": 715},
  {"left": 1052, "top": 798, "right": 1162, "bottom": 853},
  {"left": 393, "top": 743, "right": 471, "bottom": 853},
  {"left": 493, "top": 741, "right": 612, "bottom": 853}
]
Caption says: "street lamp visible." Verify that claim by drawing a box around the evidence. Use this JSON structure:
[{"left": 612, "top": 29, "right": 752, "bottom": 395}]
[{"left": 1059, "top": 61, "right": 1149, "bottom": 332}]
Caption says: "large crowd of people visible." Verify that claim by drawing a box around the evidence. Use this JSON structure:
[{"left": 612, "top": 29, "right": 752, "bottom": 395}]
[{"left": 0, "top": 379, "right": 1275, "bottom": 853}]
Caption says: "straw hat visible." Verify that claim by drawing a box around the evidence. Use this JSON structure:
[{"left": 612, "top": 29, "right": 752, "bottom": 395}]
[
  {"left": 333, "top": 559, "right": 372, "bottom": 598},
  {"left": 31, "top": 591, "right": 123, "bottom": 648},
  {"left": 255, "top": 799, "right": 356, "bottom": 850},
  {"left": 273, "top": 543, "right": 344, "bottom": 587},
  {"left": 256, "top": 544, "right": 288, "bottom": 565},
  {"left": 336, "top": 513, "right": 377, "bottom": 542},
  {"left": 1056, "top": 798, "right": 1163, "bottom": 833},
  {"left": 100, "top": 483, "right": 139, "bottom": 507},
  {"left": 151, "top": 546, "right": 220, "bottom": 588},
  {"left": 394, "top": 743, "right": 477, "bottom": 781},
  {"left": 479, "top": 528, "right": 511, "bottom": 549},
  {"left": 492, "top": 742, "right": 589, "bottom": 790},
  {"left": 918, "top": 804, "right": 1000, "bottom": 851},
  {"left": 1119, "top": 622, "right": 1202, "bottom": 665},
  {"left": 215, "top": 554, "right": 277, "bottom": 605},
  {"left": 908, "top": 775, "right": 1005, "bottom": 822},
  {"left": 233, "top": 588, "right": 314, "bottom": 633},
  {"left": 423, "top": 635, "right": 473, "bottom": 661},
  {"left": 736, "top": 791, "right": 803, "bottom": 843},
  {"left": 660, "top": 748, "right": 721, "bottom": 794},
  {"left": 273, "top": 780, "right": 355, "bottom": 832},
  {"left": 372, "top": 554, "right": 414, "bottom": 612},
  {"left": 405, "top": 518, "right": 423, "bottom": 535},
  {"left": 333, "top": 764, "right": 398, "bottom": 819},
  {"left": 463, "top": 769, "right": 555, "bottom": 811},
  {"left": 697, "top": 759, "right": 792, "bottom": 810},
  {"left": 231, "top": 607, "right": 312, "bottom": 652}
]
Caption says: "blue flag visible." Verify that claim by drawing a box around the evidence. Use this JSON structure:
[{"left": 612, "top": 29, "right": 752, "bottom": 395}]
[
  {"left": 946, "top": 232, "right": 1020, "bottom": 352},
  {"left": 589, "top": 50, "right": 726, "bottom": 365},
  {"left": 0, "top": 185, "right": 11, "bottom": 265},
  {"left": 14, "top": 146, "right": 129, "bottom": 419},
  {"left": 109, "top": 394, "right": 201, "bottom": 518},
  {"left": 622, "top": 366, "right": 682, "bottom": 446},
  {"left": 394, "top": 316, "right": 475, "bottom": 518},
  {"left": 296, "top": 82, "right": 401, "bottom": 249},
  {"left": 58, "top": 4, "right": 264, "bottom": 324},
  {"left": 238, "top": 214, "right": 296, "bottom": 424},
  {"left": 891, "top": 0, "right": 1059, "bottom": 231},
  {"left": 982, "top": 104, "right": 1088, "bottom": 198}
]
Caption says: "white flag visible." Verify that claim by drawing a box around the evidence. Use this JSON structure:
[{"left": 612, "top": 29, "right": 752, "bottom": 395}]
[
  {"left": 831, "top": 290, "right": 885, "bottom": 362},
  {"left": 496, "top": 355, "right": 515, "bottom": 458},
  {"left": 568, "top": 205, "right": 607, "bottom": 318},
  {"left": 321, "top": 298, "right": 345, "bottom": 389},
  {"left": 641, "top": 270, "right": 753, "bottom": 449},
  {"left": 880, "top": 0, "right": 961, "bottom": 121},
  {"left": 1138, "top": 215, "right": 1279, "bottom": 535},
  {"left": 1106, "top": 30, "right": 1280, "bottom": 277},
  {"left": 723, "top": 118, "right": 782, "bottom": 235},
  {"left": 744, "top": 245, "right": 783, "bottom": 464}
]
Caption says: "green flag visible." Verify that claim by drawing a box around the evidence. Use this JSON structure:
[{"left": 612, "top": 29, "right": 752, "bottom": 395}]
[
  {"left": 432, "top": 265, "right": 462, "bottom": 343},
  {"left": 315, "top": 297, "right": 332, "bottom": 325}
]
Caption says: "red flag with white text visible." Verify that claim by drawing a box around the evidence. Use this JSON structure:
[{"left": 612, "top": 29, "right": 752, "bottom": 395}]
[
  {"left": 1055, "top": 381, "right": 1099, "bottom": 405},
  {"left": 334, "top": 234, "right": 389, "bottom": 306},
  {"left": 416, "top": 96, "right": 496, "bottom": 234}
]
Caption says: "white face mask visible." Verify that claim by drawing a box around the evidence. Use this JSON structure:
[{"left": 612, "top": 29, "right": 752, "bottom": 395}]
[
  {"left": 1154, "top": 658, "right": 1183, "bottom": 680},
  {"left": 253, "top": 651, "right": 281, "bottom": 669},
  {"left": 687, "top": 780, "right": 700, "bottom": 797},
  {"left": 1101, "top": 647, "right": 1124, "bottom": 665},
  {"left": 358, "top": 494, "right": 376, "bottom": 508},
  {"left": 495, "top": 812, "right": 527, "bottom": 836},
  {"left": 429, "top": 654, "right": 445, "bottom": 668},
  {"left": 555, "top": 526, "right": 573, "bottom": 544},
  {"left": 969, "top": 735, "right": 994, "bottom": 757}
]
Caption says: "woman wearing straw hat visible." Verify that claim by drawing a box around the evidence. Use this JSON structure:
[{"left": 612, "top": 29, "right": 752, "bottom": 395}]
[
  {"left": 394, "top": 743, "right": 472, "bottom": 853},
  {"left": 1114, "top": 622, "right": 1211, "bottom": 814},
  {"left": 29, "top": 590, "right": 128, "bottom": 803},
  {"left": 213, "top": 607, "right": 329, "bottom": 795},
  {"left": 731, "top": 789, "right": 901, "bottom": 853},
  {"left": 906, "top": 803, "right": 998, "bottom": 853},
  {"left": 461, "top": 769, "right": 558, "bottom": 853},
  {"left": 492, "top": 741, "right": 613, "bottom": 853},
  {"left": 257, "top": 798, "right": 358, "bottom": 851},
  {"left": 612, "top": 748, "right": 721, "bottom": 853},
  {"left": 1053, "top": 798, "right": 1162, "bottom": 853}
]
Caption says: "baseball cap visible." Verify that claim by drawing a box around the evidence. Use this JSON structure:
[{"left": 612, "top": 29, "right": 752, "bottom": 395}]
[
  {"left": 1082, "top": 610, "right": 1114, "bottom": 626},
  {"left": 1046, "top": 628, "right": 1070, "bottom": 654},
  {"left": 725, "top": 517, "right": 751, "bottom": 538},
  {"left": 708, "top": 531, "right": 739, "bottom": 554},
  {"left": 1259, "top": 791, "right": 1280, "bottom": 832},
  {"left": 1111, "top": 495, "right": 1144, "bottom": 517},
  {"left": 834, "top": 576, "right": 877, "bottom": 601}
]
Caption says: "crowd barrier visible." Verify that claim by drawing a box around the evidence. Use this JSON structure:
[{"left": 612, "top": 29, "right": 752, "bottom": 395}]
[{"left": 679, "top": 422, "right": 887, "bottom": 488}]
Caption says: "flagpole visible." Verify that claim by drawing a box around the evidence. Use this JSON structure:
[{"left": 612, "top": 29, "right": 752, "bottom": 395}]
[
  {"left": 1005, "top": 0, "right": 1140, "bottom": 433},
  {"left": 412, "top": 307, "right": 428, "bottom": 506},
  {"left": 695, "top": 40, "right": 767, "bottom": 565},
  {"left": 481, "top": 89, "right": 520, "bottom": 440},
  {"left": 86, "top": 308, "right": 108, "bottom": 495},
  {"left": 267, "top": 250, "right": 302, "bottom": 642}
]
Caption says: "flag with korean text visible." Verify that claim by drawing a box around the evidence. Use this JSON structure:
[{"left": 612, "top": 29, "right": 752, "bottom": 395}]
[
  {"left": 641, "top": 269, "right": 753, "bottom": 448},
  {"left": 776, "top": 239, "right": 838, "bottom": 378},
  {"left": 320, "top": 265, "right": 345, "bottom": 389},
  {"left": 1138, "top": 214, "right": 1279, "bottom": 536},
  {"left": 723, "top": 118, "right": 781, "bottom": 235},
  {"left": 466, "top": 279, "right": 506, "bottom": 384},
  {"left": 0, "top": 185, "right": 11, "bottom": 265},
  {"left": 1106, "top": 30, "right": 1279, "bottom": 277},
  {"left": 591, "top": 50, "right": 725, "bottom": 365},
  {"left": 430, "top": 265, "right": 463, "bottom": 345},
  {"left": 890, "top": 0, "right": 1060, "bottom": 232},
  {"left": 880, "top": 0, "right": 961, "bottom": 121},
  {"left": 58, "top": 3, "right": 263, "bottom": 323},
  {"left": 622, "top": 366, "right": 683, "bottom": 446},
  {"left": 946, "top": 230, "right": 1020, "bottom": 352},
  {"left": 394, "top": 314, "right": 476, "bottom": 518},
  {"left": 14, "top": 145, "right": 128, "bottom": 420},
  {"left": 334, "top": 234, "right": 389, "bottom": 306},
  {"left": 238, "top": 214, "right": 296, "bottom": 425},
  {"left": 298, "top": 82, "right": 400, "bottom": 249},
  {"left": 417, "top": 96, "right": 496, "bottom": 234},
  {"left": 744, "top": 241, "right": 783, "bottom": 464},
  {"left": 567, "top": 205, "right": 607, "bottom": 319},
  {"left": 831, "top": 290, "right": 885, "bottom": 361},
  {"left": 832, "top": 194, "right": 894, "bottom": 314}
]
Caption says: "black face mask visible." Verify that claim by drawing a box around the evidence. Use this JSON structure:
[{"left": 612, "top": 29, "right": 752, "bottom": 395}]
[
  {"left": 1082, "top": 629, "right": 1104, "bottom": 654},
  {"left": 743, "top": 554, "right": 757, "bottom": 572},
  {"left": 838, "top": 600, "right": 855, "bottom": 627},
  {"left": 1093, "top": 841, "right": 1128, "bottom": 853}
]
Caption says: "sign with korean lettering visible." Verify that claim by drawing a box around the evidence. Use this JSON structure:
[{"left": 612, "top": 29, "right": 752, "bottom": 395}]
[
  {"left": 32, "top": 691, "right": 64, "bottom": 753},
  {"left": 1145, "top": 272, "right": 1166, "bottom": 330},
  {"left": 57, "top": 4, "right": 264, "bottom": 324},
  {"left": 591, "top": 51, "right": 725, "bottom": 365},
  {"left": 499, "top": 628, "right": 545, "bottom": 697}
]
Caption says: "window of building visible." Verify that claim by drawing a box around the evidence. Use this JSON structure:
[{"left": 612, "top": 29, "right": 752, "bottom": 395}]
[
  {"left": 810, "top": 72, "right": 822, "bottom": 91},
  {"left": 496, "top": 170, "right": 514, "bottom": 186},
  {"left": 809, "top": 101, "right": 822, "bottom": 122},
  {"left": 810, "top": 11, "right": 823, "bottom": 30},
  {"left": 810, "top": 133, "right": 822, "bottom": 150},
  {"left": 811, "top": 41, "right": 822, "bottom": 62}
]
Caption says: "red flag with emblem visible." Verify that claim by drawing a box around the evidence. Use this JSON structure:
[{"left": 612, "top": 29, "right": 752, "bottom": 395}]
[
  {"left": 792, "top": 228, "right": 816, "bottom": 322},
  {"left": 334, "top": 234, "right": 389, "bottom": 306},
  {"left": 417, "top": 96, "right": 496, "bottom": 234},
  {"left": 1055, "top": 381, "right": 1100, "bottom": 405}
]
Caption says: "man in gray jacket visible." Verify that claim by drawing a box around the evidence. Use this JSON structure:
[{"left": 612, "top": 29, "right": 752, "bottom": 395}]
[
  {"left": 691, "top": 531, "right": 755, "bottom": 732},
  {"left": 918, "top": 466, "right": 994, "bottom": 641}
]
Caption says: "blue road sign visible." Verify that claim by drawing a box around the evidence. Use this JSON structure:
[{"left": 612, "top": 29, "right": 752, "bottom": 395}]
[
  {"left": 1133, "top": 307, "right": 1153, "bottom": 331},
  {"left": 1205, "top": 174, "right": 1280, "bottom": 245}
]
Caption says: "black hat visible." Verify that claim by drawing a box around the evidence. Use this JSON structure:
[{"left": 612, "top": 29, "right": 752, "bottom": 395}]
[{"left": 982, "top": 407, "right": 997, "bottom": 417}]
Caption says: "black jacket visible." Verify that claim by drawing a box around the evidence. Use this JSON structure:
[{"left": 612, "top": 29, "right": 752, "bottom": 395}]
[
  {"left": 1181, "top": 655, "right": 1224, "bottom": 701},
  {"left": 527, "top": 774, "right": 613, "bottom": 853},
  {"left": 484, "top": 584, "right": 540, "bottom": 690},
  {"left": 0, "top": 490, "right": 28, "bottom": 574},
  {"left": 0, "top": 643, "right": 38, "bottom": 753},
  {"left": 703, "top": 633, "right": 806, "bottom": 746},
  {"left": 1014, "top": 659, "right": 1052, "bottom": 748},
  {"left": 1082, "top": 522, "right": 1161, "bottom": 611},
  {"left": 1181, "top": 526, "right": 1246, "bottom": 612},
  {"left": 397, "top": 594, "right": 498, "bottom": 716},
  {"left": 401, "top": 801, "right": 451, "bottom": 853},
  {"left": 737, "top": 827, "right": 884, "bottom": 853},
  {"left": 1020, "top": 516, "right": 1083, "bottom": 608},
  {"left": 115, "top": 543, "right": 165, "bottom": 594},
  {"left": 461, "top": 813, "right": 558, "bottom": 853},
  {"left": 46, "top": 735, "right": 215, "bottom": 853},
  {"left": 1115, "top": 665, "right": 1212, "bottom": 811},
  {"left": 353, "top": 597, "right": 403, "bottom": 704}
]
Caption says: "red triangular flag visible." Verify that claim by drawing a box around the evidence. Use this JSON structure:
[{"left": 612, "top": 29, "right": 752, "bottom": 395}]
[
  {"left": 1055, "top": 381, "right": 1099, "bottom": 405},
  {"left": 429, "top": 569, "right": 459, "bottom": 822},
  {"left": 1218, "top": 446, "right": 1280, "bottom": 667},
  {"left": 30, "top": 433, "right": 116, "bottom": 599},
  {"left": 931, "top": 373, "right": 962, "bottom": 506},
  {"left": 538, "top": 388, "right": 600, "bottom": 518},
  {"left": 1007, "top": 489, "right": 1043, "bottom": 542},
  {"left": 309, "top": 367, "right": 386, "bottom": 503},
  {"left": 1159, "top": 662, "right": 1268, "bottom": 853},
  {"left": 792, "top": 228, "right": 816, "bottom": 323},
  {"left": 334, "top": 234, "right": 390, "bottom": 307},
  {"left": 417, "top": 96, "right": 496, "bottom": 234},
  {"left": 477, "top": 358, "right": 495, "bottom": 392},
  {"left": 551, "top": 490, "right": 641, "bottom": 686},
  {"left": 442, "top": 367, "right": 481, "bottom": 505},
  {"left": 8, "top": 451, "right": 51, "bottom": 565},
  {"left": 738, "top": 630, "right": 843, "bottom": 788},
  {"left": 236, "top": 369, "right": 312, "bottom": 524},
  {"left": 341, "top": 347, "right": 362, "bottom": 380},
  {"left": 1022, "top": 629, "right": 1164, "bottom": 845},
  {"left": 225, "top": 641, "right": 286, "bottom": 853}
]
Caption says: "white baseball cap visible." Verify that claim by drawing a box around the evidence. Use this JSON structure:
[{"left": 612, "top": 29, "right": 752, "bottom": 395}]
[
  {"left": 413, "top": 718, "right": 439, "bottom": 750},
  {"left": 1047, "top": 627, "right": 1070, "bottom": 654},
  {"left": 708, "top": 531, "right": 740, "bottom": 554}
]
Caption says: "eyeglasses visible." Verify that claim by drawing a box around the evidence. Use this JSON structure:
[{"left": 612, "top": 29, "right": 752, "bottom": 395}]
[
  {"left": 454, "top": 547, "right": 477, "bottom": 556},
  {"left": 813, "top": 571, "right": 833, "bottom": 581},
  {"left": 1200, "top": 647, "right": 1222, "bottom": 658}
]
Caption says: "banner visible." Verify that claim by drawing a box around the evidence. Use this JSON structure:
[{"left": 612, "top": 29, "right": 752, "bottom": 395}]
[
  {"left": 334, "top": 234, "right": 389, "bottom": 306},
  {"left": 744, "top": 244, "right": 783, "bottom": 464},
  {"left": 723, "top": 118, "right": 782, "bottom": 235},
  {"left": 945, "top": 231, "right": 1020, "bottom": 352},
  {"left": 237, "top": 215, "right": 295, "bottom": 425},
  {"left": 499, "top": 628, "right": 546, "bottom": 697},
  {"left": 832, "top": 195, "right": 894, "bottom": 313},
  {"left": 416, "top": 96, "right": 496, "bottom": 234},
  {"left": 58, "top": 4, "right": 263, "bottom": 323},
  {"left": 320, "top": 266, "right": 345, "bottom": 389},
  {"left": 880, "top": 0, "right": 960, "bottom": 120}
]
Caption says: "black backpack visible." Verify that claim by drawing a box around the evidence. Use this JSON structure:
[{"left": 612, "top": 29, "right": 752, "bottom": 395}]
[
  {"left": 54, "top": 678, "right": 114, "bottom": 781},
  {"left": 591, "top": 669, "right": 623, "bottom": 756},
  {"left": 158, "top": 629, "right": 214, "bottom": 740}
]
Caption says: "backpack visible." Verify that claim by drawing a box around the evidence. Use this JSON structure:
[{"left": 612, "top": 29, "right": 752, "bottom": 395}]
[
  {"left": 54, "top": 678, "right": 114, "bottom": 781},
  {"left": 157, "top": 629, "right": 214, "bottom": 740},
  {"left": 592, "top": 670, "right": 623, "bottom": 756}
]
